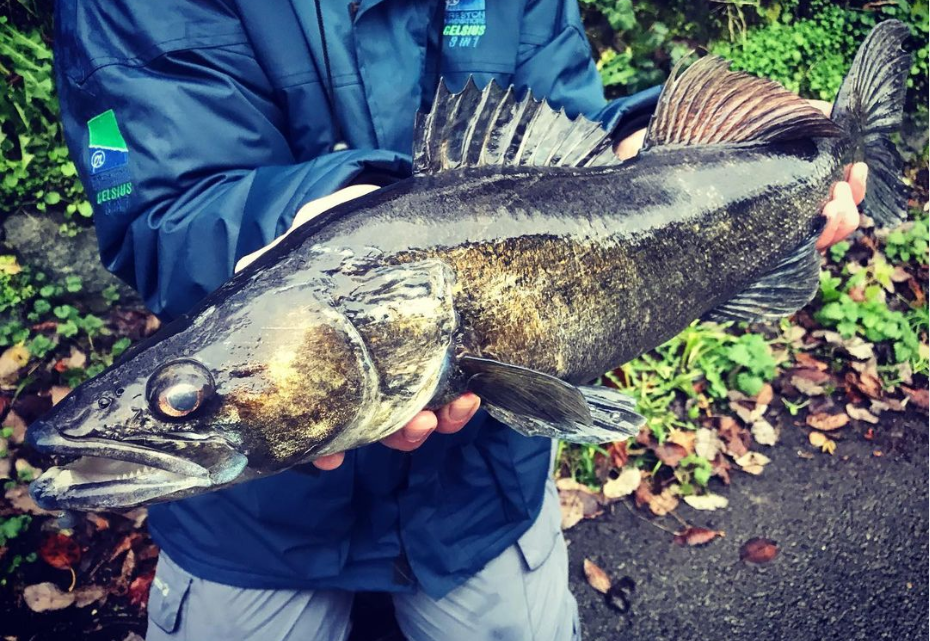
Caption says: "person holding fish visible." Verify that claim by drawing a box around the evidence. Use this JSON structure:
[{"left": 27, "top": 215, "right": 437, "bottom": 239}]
[{"left": 44, "top": 1, "right": 890, "bottom": 640}]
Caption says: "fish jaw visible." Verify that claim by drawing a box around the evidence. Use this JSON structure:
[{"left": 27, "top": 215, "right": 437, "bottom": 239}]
[{"left": 27, "top": 419, "right": 248, "bottom": 511}]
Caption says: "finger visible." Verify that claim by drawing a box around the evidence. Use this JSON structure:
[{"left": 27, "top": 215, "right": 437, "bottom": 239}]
[
  {"left": 312, "top": 452, "right": 345, "bottom": 471},
  {"left": 381, "top": 410, "right": 438, "bottom": 452},
  {"left": 806, "top": 99, "right": 833, "bottom": 117},
  {"left": 848, "top": 163, "right": 868, "bottom": 206},
  {"left": 436, "top": 393, "right": 481, "bottom": 434},
  {"left": 817, "top": 197, "right": 843, "bottom": 251},
  {"left": 830, "top": 181, "right": 860, "bottom": 242}
]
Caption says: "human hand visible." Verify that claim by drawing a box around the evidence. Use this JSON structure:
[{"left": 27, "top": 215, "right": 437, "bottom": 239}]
[
  {"left": 806, "top": 100, "right": 867, "bottom": 250},
  {"left": 234, "top": 184, "right": 380, "bottom": 272},
  {"left": 311, "top": 393, "right": 482, "bottom": 470}
]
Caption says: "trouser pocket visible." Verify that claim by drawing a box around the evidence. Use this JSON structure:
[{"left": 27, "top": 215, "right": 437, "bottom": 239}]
[{"left": 148, "top": 553, "right": 193, "bottom": 634}]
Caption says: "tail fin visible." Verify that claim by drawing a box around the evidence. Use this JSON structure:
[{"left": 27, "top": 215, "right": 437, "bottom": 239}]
[{"left": 832, "top": 20, "right": 912, "bottom": 227}]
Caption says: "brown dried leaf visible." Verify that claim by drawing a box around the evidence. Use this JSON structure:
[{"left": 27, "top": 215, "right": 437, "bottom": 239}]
[
  {"left": 558, "top": 483, "right": 603, "bottom": 530},
  {"left": 85, "top": 513, "right": 110, "bottom": 531},
  {"left": 755, "top": 383, "right": 774, "bottom": 407},
  {"left": 751, "top": 419, "right": 778, "bottom": 446},
  {"left": 647, "top": 486, "right": 679, "bottom": 516},
  {"left": 673, "top": 527, "right": 723, "bottom": 547},
  {"left": 790, "top": 375, "right": 827, "bottom": 396},
  {"left": 0, "top": 345, "right": 30, "bottom": 381},
  {"left": 806, "top": 412, "right": 849, "bottom": 432},
  {"left": 4, "top": 484, "right": 55, "bottom": 515},
  {"left": 583, "top": 558, "right": 612, "bottom": 594},
  {"left": 718, "top": 417, "right": 750, "bottom": 458},
  {"left": 734, "top": 452, "right": 771, "bottom": 475},
  {"left": 795, "top": 353, "right": 828, "bottom": 371},
  {"left": 73, "top": 584, "right": 108, "bottom": 608},
  {"left": 39, "top": 534, "right": 82, "bottom": 570},
  {"left": 845, "top": 404, "right": 880, "bottom": 424},
  {"left": 23, "top": 582, "right": 75, "bottom": 612},
  {"left": 654, "top": 442, "right": 688, "bottom": 467},
  {"left": 49, "top": 386, "right": 71, "bottom": 406},
  {"left": 667, "top": 429, "right": 696, "bottom": 454},
  {"left": 683, "top": 493, "right": 729, "bottom": 511},
  {"left": 902, "top": 386, "right": 929, "bottom": 411},
  {"left": 602, "top": 467, "right": 641, "bottom": 500},
  {"left": 694, "top": 428, "right": 723, "bottom": 461},
  {"left": 740, "top": 537, "right": 779, "bottom": 564}
]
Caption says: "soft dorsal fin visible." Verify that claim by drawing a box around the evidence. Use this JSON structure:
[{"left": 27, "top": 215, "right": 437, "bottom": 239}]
[
  {"left": 643, "top": 55, "right": 844, "bottom": 150},
  {"left": 413, "top": 78, "right": 620, "bottom": 176}
]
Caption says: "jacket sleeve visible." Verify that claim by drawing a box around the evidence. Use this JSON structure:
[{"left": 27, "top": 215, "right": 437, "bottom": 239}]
[
  {"left": 55, "top": 19, "right": 409, "bottom": 320},
  {"left": 514, "top": 0, "right": 661, "bottom": 142}
]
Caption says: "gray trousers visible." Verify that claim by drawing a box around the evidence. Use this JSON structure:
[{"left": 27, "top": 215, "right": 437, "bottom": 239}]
[{"left": 146, "top": 479, "right": 579, "bottom": 641}]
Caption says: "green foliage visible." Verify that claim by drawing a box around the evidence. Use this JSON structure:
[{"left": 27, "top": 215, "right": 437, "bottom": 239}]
[
  {"left": 884, "top": 214, "right": 929, "bottom": 265},
  {"left": 0, "top": 16, "right": 88, "bottom": 216},
  {"left": 605, "top": 321, "right": 779, "bottom": 443},
  {"left": 815, "top": 265, "right": 928, "bottom": 372},
  {"left": 0, "top": 514, "right": 30, "bottom": 547},
  {"left": 713, "top": 0, "right": 928, "bottom": 107}
]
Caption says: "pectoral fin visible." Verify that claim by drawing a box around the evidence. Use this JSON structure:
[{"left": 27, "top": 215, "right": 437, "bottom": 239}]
[
  {"left": 460, "top": 357, "right": 644, "bottom": 443},
  {"left": 704, "top": 235, "right": 821, "bottom": 323}
]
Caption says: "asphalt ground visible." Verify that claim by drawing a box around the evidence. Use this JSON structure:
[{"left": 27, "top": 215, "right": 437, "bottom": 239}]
[{"left": 566, "top": 408, "right": 929, "bottom": 641}]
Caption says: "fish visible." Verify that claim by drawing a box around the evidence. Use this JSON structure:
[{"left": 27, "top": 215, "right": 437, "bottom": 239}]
[{"left": 28, "top": 21, "right": 911, "bottom": 510}]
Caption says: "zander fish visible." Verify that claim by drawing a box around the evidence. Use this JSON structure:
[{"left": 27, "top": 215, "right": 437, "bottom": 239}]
[{"left": 29, "top": 22, "right": 911, "bottom": 510}]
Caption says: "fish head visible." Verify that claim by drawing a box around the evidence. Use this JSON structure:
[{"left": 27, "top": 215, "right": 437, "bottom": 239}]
[{"left": 28, "top": 348, "right": 252, "bottom": 511}]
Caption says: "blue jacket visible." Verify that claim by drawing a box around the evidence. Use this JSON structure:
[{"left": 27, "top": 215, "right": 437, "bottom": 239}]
[{"left": 55, "top": 0, "right": 659, "bottom": 598}]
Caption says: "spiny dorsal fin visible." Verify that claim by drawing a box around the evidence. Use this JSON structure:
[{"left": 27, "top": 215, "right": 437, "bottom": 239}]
[
  {"left": 413, "top": 79, "right": 619, "bottom": 176},
  {"left": 643, "top": 55, "right": 844, "bottom": 150},
  {"left": 703, "top": 234, "right": 822, "bottom": 323}
]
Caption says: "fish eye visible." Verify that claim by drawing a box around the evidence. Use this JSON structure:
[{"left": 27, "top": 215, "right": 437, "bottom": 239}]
[
  {"left": 97, "top": 397, "right": 112, "bottom": 410},
  {"left": 146, "top": 358, "right": 215, "bottom": 420}
]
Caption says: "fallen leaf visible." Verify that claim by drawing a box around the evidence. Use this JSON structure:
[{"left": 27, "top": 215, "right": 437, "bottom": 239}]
[
  {"left": 683, "top": 493, "right": 729, "bottom": 511},
  {"left": 73, "top": 584, "right": 108, "bottom": 608},
  {"left": 806, "top": 412, "right": 849, "bottom": 432},
  {"left": 751, "top": 419, "right": 778, "bottom": 446},
  {"left": 902, "top": 386, "right": 929, "bottom": 411},
  {"left": 0, "top": 345, "right": 30, "bottom": 381},
  {"left": 794, "top": 353, "right": 828, "bottom": 371},
  {"left": 870, "top": 397, "right": 907, "bottom": 414},
  {"left": 808, "top": 431, "right": 837, "bottom": 454},
  {"left": 729, "top": 400, "right": 765, "bottom": 424},
  {"left": 673, "top": 527, "right": 723, "bottom": 547},
  {"left": 602, "top": 467, "right": 641, "bottom": 500},
  {"left": 23, "top": 582, "right": 75, "bottom": 612},
  {"left": 790, "top": 375, "right": 827, "bottom": 396},
  {"left": 711, "top": 454, "right": 732, "bottom": 484},
  {"left": 4, "top": 484, "right": 55, "bottom": 515},
  {"left": 667, "top": 429, "right": 696, "bottom": 454},
  {"left": 583, "top": 558, "right": 612, "bottom": 594},
  {"left": 734, "top": 452, "right": 771, "bottom": 475},
  {"left": 5, "top": 410, "right": 27, "bottom": 444},
  {"left": 39, "top": 534, "right": 82, "bottom": 570},
  {"left": 740, "top": 537, "right": 779, "bottom": 564},
  {"left": 718, "top": 417, "right": 750, "bottom": 458},
  {"left": 755, "top": 383, "right": 774, "bottom": 406},
  {"left": 14, "top": 458, "right": 42, "bottom": 480},
  {"left": 558, "top": 480, "right": 603, "bottom": 530},
  {"left": 122, "top": 507, "right": 149, "bottom": 529},
  {"left": 49, "top": 386, "right": 72, "bottom": 406},
  {"left": 845, "top": 404, "right": 879, "bottom": 424},
  {"left": 647, "top": 486, "right": 679, "bottom": 516},
  {"left": 694, "top": 427, "right": 723, "bottom": 461},
  {"left": 109, "top": 532, "right": 143, "bottom": 562},
  {"left": 654, "top": 442, "right": 688, "bottom": 467},
  {"left": 85, "top": 513, "right": 110, "bottom": 531},
  {"left": 128, "top": 569, "right": 155, "bottom": 608}
]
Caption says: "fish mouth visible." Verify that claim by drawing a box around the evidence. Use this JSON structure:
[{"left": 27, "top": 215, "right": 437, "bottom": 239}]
[{"left": 27, "top": 420, "right": 249, "bottom": 511}]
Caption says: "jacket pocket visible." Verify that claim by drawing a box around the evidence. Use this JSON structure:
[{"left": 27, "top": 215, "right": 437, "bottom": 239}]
[
  {"left": 516, "top": 478, "right": 561, "bottom": 571},
  {"left": 148, "top": 554, "right": 193, "bottom": 634}
]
